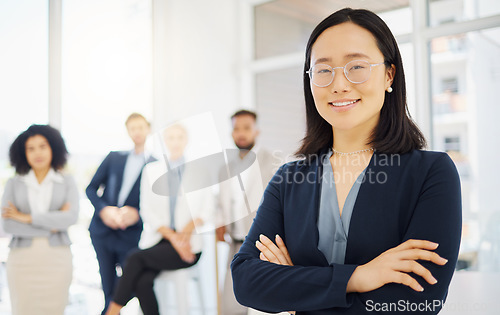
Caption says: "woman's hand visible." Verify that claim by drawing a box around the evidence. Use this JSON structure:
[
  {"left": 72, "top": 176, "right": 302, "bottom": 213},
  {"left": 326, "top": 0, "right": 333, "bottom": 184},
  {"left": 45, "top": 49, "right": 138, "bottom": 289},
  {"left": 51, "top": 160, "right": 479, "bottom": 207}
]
[
  {"left": 2, "top": 201, "right": 32, "bottom": 224},
  {"left": 256, "top": 234, "right": 296, "bottom": 314},
  {"left": 177, "top": 218, "right": 203, "bottom": 246},
  {"left": 216, "top": 226, "right": 226, "bottom": 242},
  {"left": 178, "top": 221, "right": 195, "bottom": 245},
  {"left": 60, "top": 202, "right": 71, "bottom": 211},
  {"left": 256, "top": 234, "right": 294, "bottom": 266},
  {"left": 169, "top": 232, "right": 195, "bottom": 263},
  {"left": 347, "top": 239, "right": 448, "bottom": 293},
  {"left": 158, "top": 226, "right": 195, "bottom": 263}
]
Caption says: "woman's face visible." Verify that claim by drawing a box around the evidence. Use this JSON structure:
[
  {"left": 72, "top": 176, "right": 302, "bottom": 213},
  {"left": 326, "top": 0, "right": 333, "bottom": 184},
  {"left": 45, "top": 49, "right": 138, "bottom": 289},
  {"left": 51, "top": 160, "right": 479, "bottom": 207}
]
[
  {"left": 163, "top": 125, "right": 188, "bottom": 161},
  {"left": 25, "top": 134, "right": 53, "bottom": 172},
  {"left": 310, "top": 22, "right": 394, "bottom": 133}
]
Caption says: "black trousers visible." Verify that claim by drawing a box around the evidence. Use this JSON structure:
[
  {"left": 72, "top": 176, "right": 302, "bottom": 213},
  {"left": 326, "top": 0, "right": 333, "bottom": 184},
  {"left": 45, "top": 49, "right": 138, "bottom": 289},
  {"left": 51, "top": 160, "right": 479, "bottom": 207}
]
[
  {"left": 90, "top": 232, "right": 139, "bottom": 315},
  {"left": 113, "top": 239, "right": 201, "bottom": 315}
]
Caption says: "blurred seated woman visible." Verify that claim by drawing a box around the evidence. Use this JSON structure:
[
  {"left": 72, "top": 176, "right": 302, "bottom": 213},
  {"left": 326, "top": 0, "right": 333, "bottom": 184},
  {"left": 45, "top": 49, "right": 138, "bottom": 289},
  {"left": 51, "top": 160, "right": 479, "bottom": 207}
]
[
  {"left": 1, "top": 124, "right": 79, "bottom": 315},
  {"left": 105, "top": 124, "right": 213, "bottom": 315}
]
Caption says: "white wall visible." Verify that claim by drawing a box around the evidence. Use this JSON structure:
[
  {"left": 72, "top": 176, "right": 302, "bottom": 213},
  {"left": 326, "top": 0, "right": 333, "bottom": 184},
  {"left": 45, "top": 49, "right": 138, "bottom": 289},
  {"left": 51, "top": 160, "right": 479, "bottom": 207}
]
[{"left": 154, "top": 0, "right": 241, "bottom": 150}]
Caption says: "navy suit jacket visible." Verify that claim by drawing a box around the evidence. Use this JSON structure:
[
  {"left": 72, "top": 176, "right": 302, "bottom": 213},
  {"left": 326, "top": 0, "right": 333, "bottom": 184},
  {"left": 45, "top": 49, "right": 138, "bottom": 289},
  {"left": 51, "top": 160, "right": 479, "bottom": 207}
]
[
  {"left": 86, "top": 151, "right": 155, "bottom": 244},
  {"left": 232, "top": 149, "right": 462, "bottom": 314}
]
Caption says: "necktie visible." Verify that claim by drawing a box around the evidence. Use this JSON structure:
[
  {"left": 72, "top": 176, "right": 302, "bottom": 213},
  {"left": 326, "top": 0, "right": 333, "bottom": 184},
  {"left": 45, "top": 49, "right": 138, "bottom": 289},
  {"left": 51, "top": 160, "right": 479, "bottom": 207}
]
[{"left": 168, "top": 166, "right": 183, "bottom": 230}]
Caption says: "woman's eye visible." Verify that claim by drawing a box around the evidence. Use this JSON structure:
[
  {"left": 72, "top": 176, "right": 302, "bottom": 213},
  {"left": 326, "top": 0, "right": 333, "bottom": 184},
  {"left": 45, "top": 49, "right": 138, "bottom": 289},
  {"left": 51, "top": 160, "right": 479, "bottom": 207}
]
[
  {"left": 350, "top": 65, "right": 365, "bottom": 71},
  {"left": 317, "top": 69, "right": 332, "bottom": 74}
]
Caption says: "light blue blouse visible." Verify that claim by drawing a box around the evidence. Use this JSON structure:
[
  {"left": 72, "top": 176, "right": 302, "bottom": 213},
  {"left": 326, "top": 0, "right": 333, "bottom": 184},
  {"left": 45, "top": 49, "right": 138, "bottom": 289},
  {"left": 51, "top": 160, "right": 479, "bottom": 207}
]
[{"left": 317, "top": 150, "right": 366, "bottom": 264}]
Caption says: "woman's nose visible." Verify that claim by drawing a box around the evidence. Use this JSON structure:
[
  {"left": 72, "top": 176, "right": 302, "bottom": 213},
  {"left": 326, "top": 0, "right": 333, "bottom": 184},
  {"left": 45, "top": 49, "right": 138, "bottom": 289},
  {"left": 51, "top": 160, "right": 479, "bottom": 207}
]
[{"left": 329, "top": 68, "right": 350, "bottom": 93}]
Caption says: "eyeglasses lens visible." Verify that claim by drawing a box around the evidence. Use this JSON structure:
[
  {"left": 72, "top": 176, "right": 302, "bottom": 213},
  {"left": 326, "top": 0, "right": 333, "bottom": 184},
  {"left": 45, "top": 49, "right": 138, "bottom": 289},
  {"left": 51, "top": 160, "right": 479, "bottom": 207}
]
[{"left": 309, "top": 60, "right": 372, "bottom": 86}]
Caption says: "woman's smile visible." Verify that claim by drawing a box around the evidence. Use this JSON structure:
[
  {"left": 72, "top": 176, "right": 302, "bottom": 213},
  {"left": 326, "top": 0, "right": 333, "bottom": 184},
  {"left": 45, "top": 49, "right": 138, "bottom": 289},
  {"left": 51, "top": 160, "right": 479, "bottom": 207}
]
[{"left": 329, "top": 98, "right": 360, "bottom": 112}]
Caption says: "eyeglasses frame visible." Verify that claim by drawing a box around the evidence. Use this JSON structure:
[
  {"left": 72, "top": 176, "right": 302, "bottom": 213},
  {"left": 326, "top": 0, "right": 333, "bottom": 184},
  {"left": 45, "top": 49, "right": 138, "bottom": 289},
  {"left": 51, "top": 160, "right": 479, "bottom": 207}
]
[{"left": 306, "top": 60, "right": 386, "bottom": 87}]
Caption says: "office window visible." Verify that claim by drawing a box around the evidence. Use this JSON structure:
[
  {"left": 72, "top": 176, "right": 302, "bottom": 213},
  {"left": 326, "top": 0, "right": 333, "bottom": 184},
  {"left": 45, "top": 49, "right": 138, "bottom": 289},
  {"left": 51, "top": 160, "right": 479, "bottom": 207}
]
[
  {"left": 444, "top": 135, "right": 461, "bottom": 151},
  {"left": 398, "top": 43, "right": 417, "bottom": 119},
  {"left": 0, "top": 0, "right": 49, "bottom": 171},
  {"left": 254, "top": 0, "right": 411, "bottom": 60},
  {"left": 429, "top": 0, "right": 500, "bottom": 26},
  {"left": 61, "top": 0, "right": 153, "bottom": 159},
  {"left": 431, "top": 27, "right": 500, "bottom": 271},
  {"left": 431, "top": 35, "right": 468, "bottom": 115},
  {"left": 442, "top": 77, "right": 459, "bottom": 93}
]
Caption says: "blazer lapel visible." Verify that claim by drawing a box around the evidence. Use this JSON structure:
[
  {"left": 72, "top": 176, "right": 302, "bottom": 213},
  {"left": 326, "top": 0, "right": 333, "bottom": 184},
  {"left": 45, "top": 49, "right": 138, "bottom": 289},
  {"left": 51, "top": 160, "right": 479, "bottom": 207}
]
[
  {"left": 116, "top": 152, "right": 128, "bottom": 188},
  {"left": 286, "top": 152, "right": 330, "bottom": 267},
  {"left": 344, "top": 153, "right": 376, "bottom": 263},
  {"left": 15, "top": 178, "right": 32, "bottom": 214},
  {"left": 110, "top": 152, "right": 128, "bottom": 205},
  {"left": 345, "top": 152, "right": 400, "bottom": 264}
]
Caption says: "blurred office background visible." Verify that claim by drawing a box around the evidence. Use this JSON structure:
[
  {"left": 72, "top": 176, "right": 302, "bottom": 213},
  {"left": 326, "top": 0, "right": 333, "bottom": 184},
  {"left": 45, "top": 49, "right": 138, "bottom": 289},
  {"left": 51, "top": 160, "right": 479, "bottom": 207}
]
[{"left": 0, "top": 0, "right": 500, "bottom": 314}]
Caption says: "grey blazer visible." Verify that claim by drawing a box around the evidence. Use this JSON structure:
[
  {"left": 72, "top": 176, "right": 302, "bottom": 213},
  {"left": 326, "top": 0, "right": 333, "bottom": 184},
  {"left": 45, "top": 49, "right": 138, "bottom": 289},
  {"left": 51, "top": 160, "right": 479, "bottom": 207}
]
[{"left": 1, "top": 173, "right": 79, "bottom": 248}]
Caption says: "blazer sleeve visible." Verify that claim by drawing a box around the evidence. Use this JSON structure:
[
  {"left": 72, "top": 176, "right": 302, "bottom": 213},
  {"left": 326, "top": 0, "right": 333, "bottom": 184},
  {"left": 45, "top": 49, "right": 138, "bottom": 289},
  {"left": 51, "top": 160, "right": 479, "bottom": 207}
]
[
  {"left": 31, "top": 175, "right": 80, "bottom": 231},
  {"left": 1, "top": 178, "right": 50, "bottom": 237},
  {"left": 352, "top": 153, "right": 462, "bottom": 314},
  {"left": 231, "top": 165, "right": 358, "bottom": 313},
  {"left": 86, "top": 152, "right": 112, "bottom": 213}
]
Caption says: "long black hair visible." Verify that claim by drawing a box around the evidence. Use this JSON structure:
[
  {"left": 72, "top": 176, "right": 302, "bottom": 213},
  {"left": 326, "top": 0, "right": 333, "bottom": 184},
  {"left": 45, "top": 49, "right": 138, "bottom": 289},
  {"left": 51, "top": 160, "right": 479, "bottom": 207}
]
[{"left": 296, "top": 8, "right": 426, "bottom": 158}]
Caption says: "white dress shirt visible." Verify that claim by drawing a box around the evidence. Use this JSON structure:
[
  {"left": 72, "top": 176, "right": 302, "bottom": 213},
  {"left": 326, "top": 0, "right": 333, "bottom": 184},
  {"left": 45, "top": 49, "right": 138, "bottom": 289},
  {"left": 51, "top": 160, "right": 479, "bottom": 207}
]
[
  {"left": 227, "top": 150, "right": 259, "bottom": 240},
  {"left": 21, "top": 168, "right": 64, "bottom": 214},
  {"left": 117, "top": 150, "right": 147, "bottom": 207},
  {"left": 218, "top": 146, "right": 278, "bottom": 241},
  {"left": 139, "top": 160, "right": 214, "bottom": 252}
]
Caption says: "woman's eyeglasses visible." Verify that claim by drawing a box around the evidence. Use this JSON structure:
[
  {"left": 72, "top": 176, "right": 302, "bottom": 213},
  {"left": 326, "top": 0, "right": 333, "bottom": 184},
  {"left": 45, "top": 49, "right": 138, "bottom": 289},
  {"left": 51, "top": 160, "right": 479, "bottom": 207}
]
[{"left": 306, "top": 60, "right": 385, "bottom": 87}]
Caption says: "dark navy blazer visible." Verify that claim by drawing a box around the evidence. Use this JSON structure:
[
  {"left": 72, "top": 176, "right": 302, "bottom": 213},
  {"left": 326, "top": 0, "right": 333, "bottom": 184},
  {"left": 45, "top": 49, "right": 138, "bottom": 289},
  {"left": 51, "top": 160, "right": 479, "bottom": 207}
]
[
  {"left": 86, "top": 151, "right": 155, "bottom": 244},
  {"left": 232, "top": 149, "right": 462, "bottom": 314}
]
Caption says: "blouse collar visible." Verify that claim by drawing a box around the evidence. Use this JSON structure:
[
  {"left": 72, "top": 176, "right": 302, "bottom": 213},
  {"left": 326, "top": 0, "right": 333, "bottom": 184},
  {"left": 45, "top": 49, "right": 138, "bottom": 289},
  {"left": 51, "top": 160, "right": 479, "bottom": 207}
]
[{"left": 21, "top": 168, "right": 64, "bottom": 186}]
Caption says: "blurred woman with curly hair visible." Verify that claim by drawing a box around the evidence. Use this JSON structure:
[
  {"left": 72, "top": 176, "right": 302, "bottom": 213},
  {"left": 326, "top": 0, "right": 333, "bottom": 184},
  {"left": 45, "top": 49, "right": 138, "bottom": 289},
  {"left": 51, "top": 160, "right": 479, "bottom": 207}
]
[{"left": 1, "top": 124, "right": 79, "bottom": 315}]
